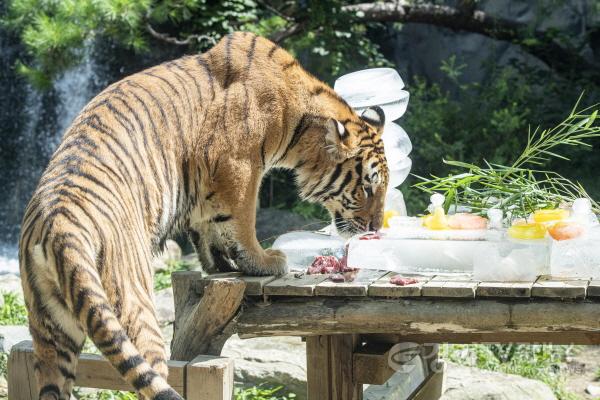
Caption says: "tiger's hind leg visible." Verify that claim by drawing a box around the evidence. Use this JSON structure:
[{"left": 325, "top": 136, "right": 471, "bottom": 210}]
[{"left": 29, "top": 313, "right": 85, "bottom": 400}]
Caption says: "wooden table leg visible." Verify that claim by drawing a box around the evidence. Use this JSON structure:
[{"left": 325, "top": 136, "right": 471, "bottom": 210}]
[{"left": 306, "top": 334, "right": 362, "bottom": 400}]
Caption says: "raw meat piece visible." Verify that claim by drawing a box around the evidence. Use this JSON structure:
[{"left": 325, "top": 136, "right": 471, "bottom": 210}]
[
  {"left": 390, "top": 275, "right": 419, "bottom": 286},
  {"left": 307, "top": 255, "right": 340, "bottom": 274},
  {"left": 359, "top": 232, "right": 381, "bottom": 240},
  {"left": 330, "top": 273, "right": 346, "bottom": 282}
]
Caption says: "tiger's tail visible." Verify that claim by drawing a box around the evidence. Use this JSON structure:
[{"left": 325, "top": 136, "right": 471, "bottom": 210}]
[{"left": 30, "top": 239, "right": 183, "bottom": 400}]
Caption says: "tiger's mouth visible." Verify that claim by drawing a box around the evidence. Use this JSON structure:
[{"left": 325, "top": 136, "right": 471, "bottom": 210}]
[{"left": 333, "top": 216, "right": 369, "bottom": 238}]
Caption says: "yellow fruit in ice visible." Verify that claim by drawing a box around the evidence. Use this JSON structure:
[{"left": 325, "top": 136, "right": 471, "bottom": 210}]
[
  {"left": 383, "top": 210, "right": 400, "bottom": 228},
  {"left": 423, "top": 208, "right": 448, "bottom": 230},
  {"left": 533, "top": 209, "right": 569, "bottom": 223},
  {"left": 508, "top": 223, "right": 547, "bottom": 240}
]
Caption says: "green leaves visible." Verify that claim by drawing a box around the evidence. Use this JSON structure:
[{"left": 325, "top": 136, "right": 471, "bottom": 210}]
[{"left": 415, "top": 97, "right": 600, "bottom": 220}]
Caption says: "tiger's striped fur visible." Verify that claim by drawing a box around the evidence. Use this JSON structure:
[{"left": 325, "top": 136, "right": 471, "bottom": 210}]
[{"left": 19, "top": 32, "right": 388, "bottom": 399}]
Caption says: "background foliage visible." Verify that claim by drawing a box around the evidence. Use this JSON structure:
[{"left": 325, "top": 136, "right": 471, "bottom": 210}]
[{"left": 4, "top": 0, "right": 600, "bottom": 216}]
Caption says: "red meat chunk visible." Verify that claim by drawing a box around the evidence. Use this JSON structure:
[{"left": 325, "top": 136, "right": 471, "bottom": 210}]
[
  {"left": 359, "top": 232, "right": 381, "bottom": 240},
  {"left": 308, "top": 256, "right": 341, "bottom": 274},
  {"left": 390, "top": 276, "right": 419, "bottom": 286},
  {"left": 329, "top": 273, "right": 345, "bottom": 282}
]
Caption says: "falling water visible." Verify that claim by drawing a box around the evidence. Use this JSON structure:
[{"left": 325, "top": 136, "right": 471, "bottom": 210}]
[{"left": 0, "top": 50, "right": 100, "bottom": 274}]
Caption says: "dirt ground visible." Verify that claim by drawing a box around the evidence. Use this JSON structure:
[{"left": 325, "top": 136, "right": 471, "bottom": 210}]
[{"left": 564, "top": 346, "right": 600, "bottom": 399}]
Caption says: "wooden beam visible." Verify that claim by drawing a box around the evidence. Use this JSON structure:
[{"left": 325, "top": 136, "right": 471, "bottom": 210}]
[
  {"left": 362, "top": 331, "right": 600, "bottom": 345},
  {"left": 306, "top": 336, "right": 332, "bottom": 400},
  {"left": 171, "top": 278, "right": 245, "bottom": 360},
  {"left": 7, "top": 341, "right": 37, "bottom": 400},
  {"left": 8, "top": 341, "right": 186, "bottom": 395},
  {"left": 353, "top": 342, "right": 396, "bottom": 384},
  {"left": 330, "top": 334, "right": 362, "bottom": 400},
  {"left": 409, "top": 361, "right": 445, "bottom": 400},
  {"left": 186, "top": 355, "right": 234, "bottom": 400},
  {"left": 236, "top": 297, "right": 600, "bottom": 338}
]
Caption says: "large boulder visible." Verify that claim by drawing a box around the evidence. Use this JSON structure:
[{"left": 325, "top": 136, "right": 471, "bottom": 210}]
[
  {"left": 221, "top": 335, "right": 307, "bottom": 397},
  {"left": 442, "top": 362, "right": 556, "bottom": 400},
  {"left": 0, "top": 325, "right": 31, "bottom": 353},
  {"left": 154, "top": 287, "right": 175, "bottom": 326}
]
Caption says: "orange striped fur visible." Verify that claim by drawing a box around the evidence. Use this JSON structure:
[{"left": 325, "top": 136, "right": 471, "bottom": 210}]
[{"left": 19, "top": 32, "right": 388, "bottom": 399}]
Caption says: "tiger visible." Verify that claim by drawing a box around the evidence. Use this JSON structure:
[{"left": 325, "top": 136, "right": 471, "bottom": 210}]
[{"left": 19, "top": 31, "right": 388, "bottom": 400}]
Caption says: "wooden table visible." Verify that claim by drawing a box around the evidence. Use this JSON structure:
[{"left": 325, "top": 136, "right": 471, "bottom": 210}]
[{"left": 171, "top": 270, "right": 600, "bottom": 400}]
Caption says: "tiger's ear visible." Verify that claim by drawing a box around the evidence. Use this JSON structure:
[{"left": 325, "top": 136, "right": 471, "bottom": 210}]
[
  {"left": 324, "top": 118, "right": 358, "bottom": 161},
  {"left": 360, "top": 106, "right": 385, "bottom": 131}
]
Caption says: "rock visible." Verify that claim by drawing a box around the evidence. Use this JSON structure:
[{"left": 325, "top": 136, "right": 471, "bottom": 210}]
[
  {"left": 0, "top": 325, "right": 31, "bottom": 353},
  {"left": 221, "top": 335, "right": 307, "bottom": 397},
  {"left": 442, "top": 362, "right": 556, "bottom": 400},
  {"left": 152, "top": 240, "right": 183, "bottom": 273},
  {"left": 585, "top": 384, "right": 600, "bottom": 396},
  {"left": 163, "top": 240, "right": 182, "bottom": 262},
  {"left": 0, "top": 274, "right": 23, "bottom": 299},
  {"left": 154, "top": 287, "right": 175, "bottom": 326},
  {"left": 255, "top": 208, "right": 326, "bottom": 244}
]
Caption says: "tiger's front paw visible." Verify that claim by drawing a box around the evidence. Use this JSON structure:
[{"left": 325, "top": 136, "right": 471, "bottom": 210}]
[{"left": 252, "top": 248, "right": 288, "bottom": 276}]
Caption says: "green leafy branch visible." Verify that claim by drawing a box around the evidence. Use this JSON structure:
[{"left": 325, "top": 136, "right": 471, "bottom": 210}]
[{"left": 414, "top": 95, "right": 600, "bottom": 220}]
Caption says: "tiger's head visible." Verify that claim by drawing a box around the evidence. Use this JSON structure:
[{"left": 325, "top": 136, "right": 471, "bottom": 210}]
[{"left": 297, "top": 106, "right": 388, "bottom": 238}]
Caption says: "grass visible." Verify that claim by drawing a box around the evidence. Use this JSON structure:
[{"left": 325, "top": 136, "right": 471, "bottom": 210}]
[
  {"left": 0, "top": 292, "right": 28, "bottom": 326},
  {"left": 441, "top": 343, "right": 581, "bottom": 400},
  {"left": 234, "top": 385, "right": 296, "bottom": 400},
  {"left": 153, "top": 259, "right": 193, "bottom": 291},
  {"left": 72, "top": 385, "right": 295, "bottom": 400}
]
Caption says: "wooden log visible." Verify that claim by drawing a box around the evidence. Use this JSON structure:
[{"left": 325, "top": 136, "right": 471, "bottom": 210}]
[
  {"left": 236, "top": 297, "right": 600, "bottom": 338},
  {"left": 186, "top": 355, "right": 234, "bottom": 400},
  {"left": 171, "top": 278, "right": 245, "bottom": 360}
]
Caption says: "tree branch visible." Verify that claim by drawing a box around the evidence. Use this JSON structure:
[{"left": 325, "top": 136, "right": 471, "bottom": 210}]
[
  {"left": 146, "top": 23, "right": 216, "bottom": 47},
  {"left": 341, "top": 1, "right": 599, "bottom": 83},
  {"left": 268, "top": 1, "right": 598, "bottom": 83}
]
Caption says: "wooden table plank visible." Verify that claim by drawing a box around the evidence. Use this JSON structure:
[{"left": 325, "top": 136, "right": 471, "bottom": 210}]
[
  {"left": 264, "top": 273, "right": 329, "bottom": 296},
  {"left": 315, "top": 270, "right": 388, "bottom": 297},
  {"left": 531, "top": 275, "right": 589, "bottom": 299},
  {"left": 368, "top": 272, "right": 432, "bottom": 297},
  {"left": 237, "top": 275, "right": 277, "bottom": 296},
  {"left": 421, "top": 274, "right": 478, "bottom": 298},
  {"left": 476, "top": 281, "right": 534, "bottom": 298}
]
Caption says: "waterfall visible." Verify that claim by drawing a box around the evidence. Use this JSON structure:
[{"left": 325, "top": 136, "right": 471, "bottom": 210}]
[{"left": 0, "top": 50, "right": 100, "bottom": 274}]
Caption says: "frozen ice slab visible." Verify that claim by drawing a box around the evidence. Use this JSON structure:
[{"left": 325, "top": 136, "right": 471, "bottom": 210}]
[
  {"left": 347, "top": 236, "right": 483, "bottom": 273},
  {"left": 272, "top": 231, "right": 345, "bottom": 270},
  {"left": 474, "top": 238, "right": 549, "bottom": 281},
  {"left": 550, "top": 227, "right": 600, "bottom": 278}
]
